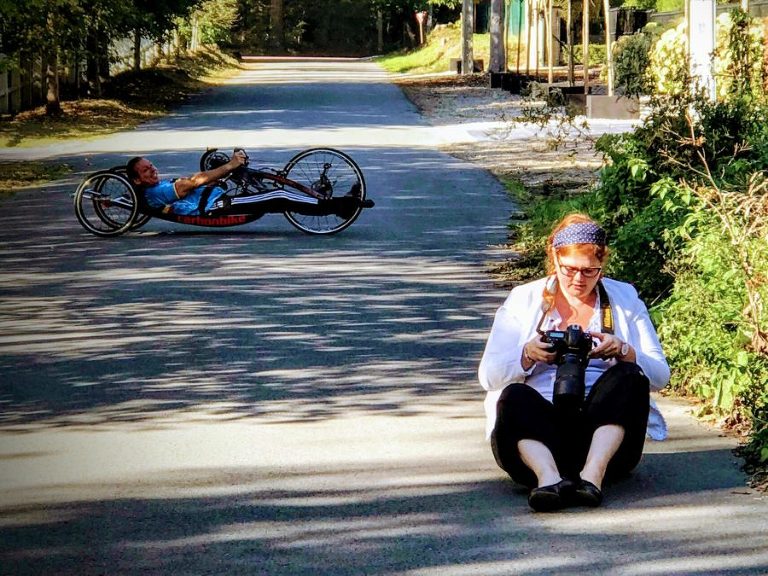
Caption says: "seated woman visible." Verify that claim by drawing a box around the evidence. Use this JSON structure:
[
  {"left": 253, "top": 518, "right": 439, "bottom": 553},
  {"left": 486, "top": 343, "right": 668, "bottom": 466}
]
[{"left": 478, "top": 213, "right": 670, "bottom": 512}]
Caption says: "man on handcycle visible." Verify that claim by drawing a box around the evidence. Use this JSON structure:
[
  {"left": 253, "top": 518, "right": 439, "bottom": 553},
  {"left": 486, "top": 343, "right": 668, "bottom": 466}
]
[{"left": 127, "top": 149, "right": 359, "bottom": 217}]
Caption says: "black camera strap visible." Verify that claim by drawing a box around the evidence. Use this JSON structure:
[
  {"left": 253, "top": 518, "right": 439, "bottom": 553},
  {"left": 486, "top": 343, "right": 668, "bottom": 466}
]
[
  {"left": 536, "top": 279, "right": 614, "bottom": 334},
  {"left": 597, "top": 280, "right": 614, "bottom": 335}
]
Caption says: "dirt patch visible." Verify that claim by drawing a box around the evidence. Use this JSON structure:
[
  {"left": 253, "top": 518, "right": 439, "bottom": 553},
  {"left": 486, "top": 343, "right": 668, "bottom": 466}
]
[{"left": 395, "top": 73, "right": 603, "bottom": 193}]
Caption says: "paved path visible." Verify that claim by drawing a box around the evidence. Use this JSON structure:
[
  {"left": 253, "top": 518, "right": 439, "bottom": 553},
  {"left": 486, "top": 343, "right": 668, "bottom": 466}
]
[{"left": 1, "top": 58, "right": 766, "bottom": 575}]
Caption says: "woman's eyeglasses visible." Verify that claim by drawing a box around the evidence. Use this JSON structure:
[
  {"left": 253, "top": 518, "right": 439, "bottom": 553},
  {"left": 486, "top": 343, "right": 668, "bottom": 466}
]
[{"left": 558, "top": 261, "right": 602, "bottom": 278}]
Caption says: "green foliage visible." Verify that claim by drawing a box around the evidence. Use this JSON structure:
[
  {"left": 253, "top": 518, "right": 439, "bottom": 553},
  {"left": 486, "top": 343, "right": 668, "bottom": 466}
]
[
  {"left": 649, "top": 21, "right": 690, "bottom": 95},
  {"left": 178, "top": 0, "right": 239, "bottom": 44},
  {"left": 655, "top": 187, "right": 768, "bottom": 445},
  {"left": 654, "top": 0, "right": 683, "bottom": 11},
  {"left": 714, "top": 10, "right": 765, "bottom": 102},
  {"left": 376, "top": 23, "right": 490, "bottom": 73},
  {"left": 507, "top": 6, "right": 768, "bottom": 470},
  {"left": 612, "top": 24, "right": 660, "bottom": 97},
  {"left": 572, "top": 44, "right": 607, "bottom": 68}
]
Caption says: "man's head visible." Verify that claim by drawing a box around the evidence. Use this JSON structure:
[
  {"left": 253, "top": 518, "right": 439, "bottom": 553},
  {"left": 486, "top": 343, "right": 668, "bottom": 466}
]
[{"left": 126, "top": 157, "right": 159, "bottom": 187}]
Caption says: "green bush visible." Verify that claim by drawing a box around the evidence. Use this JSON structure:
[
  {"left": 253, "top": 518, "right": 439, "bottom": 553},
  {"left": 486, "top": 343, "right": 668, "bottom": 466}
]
[
  {"left": 612, "top": 24, "right": 660, "bottom": 97},
  {"left": 714, "top": 10, "right": 765, "bottom": 102},
  {"left": 649, "top": 21, "right": 689, "bottom": 95}
]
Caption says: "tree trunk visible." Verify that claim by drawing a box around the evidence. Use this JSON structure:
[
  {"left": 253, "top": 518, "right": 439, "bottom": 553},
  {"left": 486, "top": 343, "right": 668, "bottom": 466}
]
[
  {"left": 86, "top": 27, "right": 102, "bottom": 97},
  {"left": 377, "top": 10, "right": 383, "bottom": 53},
  {"left": 547, "top": 0, "right": 554, "bottom": 83},
  {"left": 565, "top": 0, "right": 574, "bottom": 86},
  {"left": 270, "top": 0, "right": 284, "bottom": 51},
  {"left": 97, "top": 25, "right": 110, "bottom": 85},
  {"left": 525, "top": 0, "right": 532, "bottom": 74},
  {"left": 461, "top": 0, "right": 474, "bottom": 74},
  {"left": 490, "top": 0, "right": 506, "bottom": 72},
  {"left": 45, "top": 49, "right": 62, "bottom": 116},
  {"left": 133, "top": 28, "right": 142, "bottom": 71},
  {"left": 583, "top": 0, "right": 590, "bottom": 94}
]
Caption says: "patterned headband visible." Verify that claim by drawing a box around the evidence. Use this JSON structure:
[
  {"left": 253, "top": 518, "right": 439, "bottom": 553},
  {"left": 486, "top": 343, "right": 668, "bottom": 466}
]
[{"left": 552, "top": 222, "right": 607, "bottom": 248}]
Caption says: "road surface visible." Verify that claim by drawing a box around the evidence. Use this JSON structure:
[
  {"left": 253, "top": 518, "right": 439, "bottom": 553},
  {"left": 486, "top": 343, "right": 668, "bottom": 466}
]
[{"left": 0, "top": 57, "right": 766, "bottom": 575}]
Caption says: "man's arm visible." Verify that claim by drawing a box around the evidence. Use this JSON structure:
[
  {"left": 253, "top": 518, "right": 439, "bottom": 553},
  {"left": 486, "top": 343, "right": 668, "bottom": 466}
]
[{"left": 173, "top": 150, "right": 247, "bottom": 198}]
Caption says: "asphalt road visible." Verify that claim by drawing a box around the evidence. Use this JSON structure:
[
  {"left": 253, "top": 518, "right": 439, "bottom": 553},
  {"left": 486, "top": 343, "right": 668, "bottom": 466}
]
[{"left": 0, "top": 57, "right": 766, "bottom": 575}]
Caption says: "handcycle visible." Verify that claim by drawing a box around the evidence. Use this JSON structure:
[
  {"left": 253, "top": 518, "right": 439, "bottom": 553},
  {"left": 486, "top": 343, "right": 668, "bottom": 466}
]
[{"left": 73, "top": 147, "right": 374, "bottom": 236}]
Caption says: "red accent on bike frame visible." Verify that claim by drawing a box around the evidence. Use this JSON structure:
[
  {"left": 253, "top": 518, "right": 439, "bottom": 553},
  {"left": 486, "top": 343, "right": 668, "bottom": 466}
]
[{"left": 176, "top": 215, "right": 250, "bottom": 226}]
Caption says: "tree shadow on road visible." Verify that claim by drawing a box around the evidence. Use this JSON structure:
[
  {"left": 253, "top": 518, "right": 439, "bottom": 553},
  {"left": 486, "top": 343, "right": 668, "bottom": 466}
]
[{"left": 1, "top": 458, "right": 765, "bottom": 576}]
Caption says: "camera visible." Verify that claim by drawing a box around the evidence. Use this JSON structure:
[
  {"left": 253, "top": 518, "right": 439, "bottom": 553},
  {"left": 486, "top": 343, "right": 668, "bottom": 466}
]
[{"left": 541, "top": 324, "right": 594, "bottom": 410}]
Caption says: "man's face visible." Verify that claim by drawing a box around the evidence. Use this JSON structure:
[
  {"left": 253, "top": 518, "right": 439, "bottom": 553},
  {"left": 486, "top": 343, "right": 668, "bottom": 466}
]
[{"left": 132, "top": 158, "right": 159, "bottom": 186}]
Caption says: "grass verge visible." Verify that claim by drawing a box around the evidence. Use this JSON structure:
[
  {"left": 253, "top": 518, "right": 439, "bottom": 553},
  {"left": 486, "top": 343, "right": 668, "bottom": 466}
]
[
  {"left": 376, "top": 23, "right": 489, "bottom": 74},
  {"left": 0, "top": 161, "right": 73, "bottom": 195}
]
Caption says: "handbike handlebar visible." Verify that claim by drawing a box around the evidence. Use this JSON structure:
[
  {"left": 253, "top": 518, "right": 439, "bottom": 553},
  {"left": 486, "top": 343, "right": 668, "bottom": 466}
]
[{"left": 233, "top": 147, "right": 250, "bottom": 167}]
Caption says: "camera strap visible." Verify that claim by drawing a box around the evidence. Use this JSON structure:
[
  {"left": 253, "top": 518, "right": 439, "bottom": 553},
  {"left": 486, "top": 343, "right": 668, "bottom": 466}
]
[
  {"left": 597, "top": 281, "right": 614, "bottom": 335},
  {"left": 536, "top": 280, "right": 614, "bottom": 334}
]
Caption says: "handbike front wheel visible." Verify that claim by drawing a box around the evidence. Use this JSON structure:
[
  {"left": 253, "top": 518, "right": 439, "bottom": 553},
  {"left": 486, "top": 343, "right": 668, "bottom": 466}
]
[
  {"left": 282, "top": 148, "right": 367, "bottom": 235},
  {"left": 74, "top": 172, "right": 138, "bottom": 237}
]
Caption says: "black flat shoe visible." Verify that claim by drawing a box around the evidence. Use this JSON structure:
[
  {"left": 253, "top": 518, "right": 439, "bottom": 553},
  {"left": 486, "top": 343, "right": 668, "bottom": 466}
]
[
  {"left": 528, "top": 479, "right": 575, "bottom": 512},
  {"left": 574, "top": 479, "right": 603, "bottom": 507}
]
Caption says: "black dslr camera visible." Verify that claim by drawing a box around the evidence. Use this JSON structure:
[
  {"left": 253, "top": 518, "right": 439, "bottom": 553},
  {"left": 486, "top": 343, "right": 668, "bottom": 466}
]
[{"left": 541, "top": 324, "right": 594, "bottom": 410}]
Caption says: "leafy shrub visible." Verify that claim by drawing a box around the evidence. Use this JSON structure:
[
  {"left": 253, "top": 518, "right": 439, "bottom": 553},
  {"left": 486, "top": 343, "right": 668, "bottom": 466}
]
[
  {"left": 649, "top": 21, "right": 689, "bottom": 95},
  {"left": 714, "top": 10, "right": 765, "bottom": 101},
  {"left": 612, "top": 24, "right": 660, "bottom": 97}
]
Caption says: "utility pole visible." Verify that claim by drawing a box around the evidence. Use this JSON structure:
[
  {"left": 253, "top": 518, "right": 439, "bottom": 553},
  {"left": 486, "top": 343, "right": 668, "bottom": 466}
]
[
  {"left": 461, "top": 0, "right": 474, "bottom": 74},
  {"left": 688, "top": 0, "right": 716, "bottom": 100},
  {"left": 603, "top": 0, "right": 613, "bottom": 95}
]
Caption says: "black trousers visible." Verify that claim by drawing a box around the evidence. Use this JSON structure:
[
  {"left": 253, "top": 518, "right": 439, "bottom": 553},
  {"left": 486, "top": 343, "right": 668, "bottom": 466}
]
[{"left": 490, "top": 362, "right": 650, "bottom": 488}]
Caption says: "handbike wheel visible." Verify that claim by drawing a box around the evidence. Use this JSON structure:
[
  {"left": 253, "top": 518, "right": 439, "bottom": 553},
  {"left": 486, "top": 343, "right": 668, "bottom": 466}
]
[
  {"left": 130, "top": 213, "right": 152, "bottom": 230},
  {"left": 282, "top": 148, "right": 367, "bottom": 235},
  {"left": 199, "top": 148, "right": 231, "bottom": 172},
  {"left": 92, "top": 174, "right": 150, "bottom": 231},
  {"left": 74, "top": 172, "right": 138, "bottom": 237}
]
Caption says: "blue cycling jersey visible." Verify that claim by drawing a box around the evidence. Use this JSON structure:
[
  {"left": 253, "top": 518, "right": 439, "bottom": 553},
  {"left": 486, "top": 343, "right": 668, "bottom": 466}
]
[{"left": 144, "top": 180, "right": 226, "bottom": 215}]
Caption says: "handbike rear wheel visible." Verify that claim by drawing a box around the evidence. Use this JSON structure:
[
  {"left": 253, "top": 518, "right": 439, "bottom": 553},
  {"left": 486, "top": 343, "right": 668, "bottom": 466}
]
[
  {"left": 94, "top": 166, "right": 151, "bottom": 230},
  {"left": 74, "top": 172, "right": 138, "bottom": 237},
  {"left": 282, "top": 148, "right": 366, "bottom": 235}
]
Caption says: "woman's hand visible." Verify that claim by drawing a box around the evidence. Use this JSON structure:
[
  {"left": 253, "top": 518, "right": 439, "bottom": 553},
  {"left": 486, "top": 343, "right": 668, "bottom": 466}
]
[
  {"left": 590, "top": 332, "right": 634, "bottom": 361},
  {"left": 521, "top": 335, "right": 558, "bottom": 369}
]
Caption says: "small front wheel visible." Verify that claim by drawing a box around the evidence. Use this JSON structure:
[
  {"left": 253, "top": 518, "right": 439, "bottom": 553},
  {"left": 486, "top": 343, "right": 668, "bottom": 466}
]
[
  {"left": 199, "top": 149, "right": 231, "bottom": 172},
  {"left": 282, "top": 148, "right": 367, "bottom": 235},
  {"left": 74, "top": 172, "right": 138, "bottom": 237}
]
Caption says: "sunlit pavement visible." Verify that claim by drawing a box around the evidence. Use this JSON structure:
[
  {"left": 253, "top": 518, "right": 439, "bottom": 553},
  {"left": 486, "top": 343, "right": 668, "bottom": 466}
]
[{"left": 1, "top": 57, "right": 766, "bottom": 575}]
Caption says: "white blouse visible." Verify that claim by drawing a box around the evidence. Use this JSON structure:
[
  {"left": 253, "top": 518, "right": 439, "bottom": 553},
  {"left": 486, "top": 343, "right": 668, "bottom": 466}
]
[{"left": 478, "top": 276, "right": 671, "bottom": 440}]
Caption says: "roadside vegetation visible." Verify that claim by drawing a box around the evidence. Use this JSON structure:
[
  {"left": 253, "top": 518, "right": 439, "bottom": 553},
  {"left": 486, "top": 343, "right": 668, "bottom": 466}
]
[
  {"left": 507, "top": 9, "right": 768, "bottom": 488},
  {"left": 376, "top": 22, "right": 489, "bottom": 74},
  {"left": 385, "top": 7, "right": 767, "bottom": 489},
  {"left": 0, "top": 46, "right": 240, "bottom": 192}
]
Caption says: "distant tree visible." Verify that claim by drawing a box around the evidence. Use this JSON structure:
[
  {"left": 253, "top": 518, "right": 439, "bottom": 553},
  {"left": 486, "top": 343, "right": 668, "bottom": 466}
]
[
  {"left": 0, "top": 0, "right": 86, "bottom": 115},
  {"left": 270, "top": 0, "right": 284, "bottom": 50}
]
